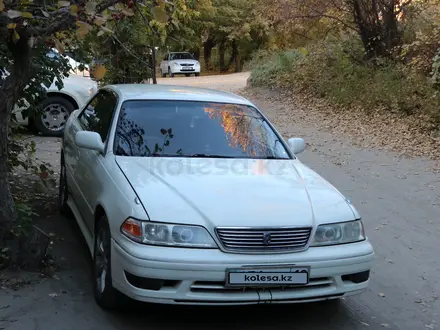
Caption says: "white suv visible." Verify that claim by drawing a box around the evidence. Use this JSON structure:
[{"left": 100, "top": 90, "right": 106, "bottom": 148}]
[{"left": 160, "top": 52, "right": 201, "bottom": 77}]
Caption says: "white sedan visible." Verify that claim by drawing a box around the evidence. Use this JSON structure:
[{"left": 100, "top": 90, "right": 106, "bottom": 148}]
[
  {"left": 60, "top": 84, "right": 375, "bottom": 309},
  {"left": 160, "top": 52, "right": 201, "bottom": 77}
]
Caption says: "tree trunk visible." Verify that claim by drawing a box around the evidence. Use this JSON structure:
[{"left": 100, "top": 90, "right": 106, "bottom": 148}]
[
  {"left": 228, "top": 41, "right": 240, "bottom": 72},
  {"left": 350, "top": 0, "right": 400, "bottom": 59},
  {"left": 228, "top": 40, "right": 238, "bottom": 66},
  {"left": 219, "top": 41, "right": 226, "bottom": 72},
  {"left": 0, "top": 34, "right": 33, "bottom": 244},
  {"left": 203, "top": 38, "right": 215, "bottom": 70}
]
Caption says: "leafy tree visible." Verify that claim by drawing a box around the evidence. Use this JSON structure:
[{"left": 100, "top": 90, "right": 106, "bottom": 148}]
[
  {"left": 257, "top": 0, "right": 416, "bottom": 58},
  {"left": 0, "top": 0, "right": 174, "bottom": 261},
  {"left": 201, "top": 0, "right": 268, "bottom": 72}
]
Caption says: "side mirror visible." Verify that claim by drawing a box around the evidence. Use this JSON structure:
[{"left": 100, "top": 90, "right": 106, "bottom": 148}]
[
  {"left": 75, "top": 131, "right": 105, "bottom": 154},
  {"left": 288, "top": 137, "right": 306, "bottom": 154}
]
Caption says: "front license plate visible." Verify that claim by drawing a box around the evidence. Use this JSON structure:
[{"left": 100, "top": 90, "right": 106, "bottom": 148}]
[{"left": 226, "top": 266, "right": 310, "bottom": 287}]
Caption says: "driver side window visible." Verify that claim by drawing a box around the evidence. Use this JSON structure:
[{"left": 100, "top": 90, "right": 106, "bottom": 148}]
[{"left": 78, "top": 90, "right": 118, "bottom": 142}]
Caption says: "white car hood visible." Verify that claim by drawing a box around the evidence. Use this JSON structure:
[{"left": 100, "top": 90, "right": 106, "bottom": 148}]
[
  {"left": 116, "top": 157, "right": 358, "bottom": 230},
  {"left": 48, "top": 74, "right": 97, "bottom": 91},
  {"left": 171, "top": 59, "right": 199, "bottom": 65}
]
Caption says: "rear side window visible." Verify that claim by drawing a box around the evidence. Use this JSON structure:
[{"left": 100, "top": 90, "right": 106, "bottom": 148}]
[{"left": 79, "top": 90, "right": 118, "bottom": 141}]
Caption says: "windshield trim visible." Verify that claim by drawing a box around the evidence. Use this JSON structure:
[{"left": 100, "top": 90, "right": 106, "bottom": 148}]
[{"left": 112, "top": 99, "right": 296, "bottom": 160}]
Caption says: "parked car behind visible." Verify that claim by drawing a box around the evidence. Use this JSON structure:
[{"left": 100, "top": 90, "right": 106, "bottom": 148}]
[
  {"left": 11, "top": 50, "right": 97, "bottom": 136},
  {"left": 60, "top": 84, "right": 374, "bottom": 309},
  {"left": 160, "top": 52, "right": 201, "bottom": 77}
]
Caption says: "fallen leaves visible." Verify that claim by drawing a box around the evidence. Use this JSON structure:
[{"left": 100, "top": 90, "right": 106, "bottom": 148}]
[{"left": 239, "top": 87, "right": 440, "bottom": 170}]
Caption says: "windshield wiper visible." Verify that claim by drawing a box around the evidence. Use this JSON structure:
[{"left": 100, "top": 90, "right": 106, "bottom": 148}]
[{"left": 189, "top": 154, "right": 235, "bottom": 158}]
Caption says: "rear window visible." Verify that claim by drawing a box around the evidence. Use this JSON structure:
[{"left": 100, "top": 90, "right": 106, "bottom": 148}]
[{"left": 114, "top": 100, "right": 291, "bottom": 159}]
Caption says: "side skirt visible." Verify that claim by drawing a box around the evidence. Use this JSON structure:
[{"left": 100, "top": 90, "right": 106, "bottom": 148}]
[{"left": 67, "top": 197, "right": 95, "bottom": 257}]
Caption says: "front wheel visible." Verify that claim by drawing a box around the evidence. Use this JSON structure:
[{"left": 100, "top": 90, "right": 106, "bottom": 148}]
[
  {"left": 93, "top": 217, "right": 124, "bottom": 310},
  {"left": 34, "top": 96, "right": 75, "bottom": 137},
  {"left": 195, "top": 73, "right": 200, "bottom": 77}
]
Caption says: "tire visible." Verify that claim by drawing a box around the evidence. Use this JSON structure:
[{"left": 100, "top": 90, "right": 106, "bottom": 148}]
[
  {"left": 34, "top": 96, "right": 75, "bottom": 137},
  {"left": 168, "top": 68, "right": 174, "bottom": 78},
  {"left": 161, "top": 71, "right": 166, "bottom": 78},
  {"left": 59, "top": 154, "right": 70, "bottom": 215},
  {"left": 195, "top": 73, "right": 200, "bottom": 77},
  {"left": 93, "top": 216, "right": 124, "bottom": 310}
]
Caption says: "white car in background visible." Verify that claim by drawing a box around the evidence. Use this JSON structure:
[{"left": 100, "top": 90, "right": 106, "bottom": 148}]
[
  {"left": 60, "top": 84, "right": 374, "bottom": 309},
  {"left": 160, "top": 52, "right": 201, "bottom": 77},
  {"left": 12, "top": 50, "right": 98, "bottom": 136}
]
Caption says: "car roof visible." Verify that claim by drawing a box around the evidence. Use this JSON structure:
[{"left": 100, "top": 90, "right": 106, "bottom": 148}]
[{"left": 104, "top": 84, "right": 254, "bottom": 106}]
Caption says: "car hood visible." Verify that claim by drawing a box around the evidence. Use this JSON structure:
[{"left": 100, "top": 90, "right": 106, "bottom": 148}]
[
  {"left": 49, "top": 74, "right": 97, "bottom": 90},
  {"left": 171, "top": 59, "right": 199, "bottom": 65},
  {"left": 115, "top": 157, "right": 358, "bottom": 230}
]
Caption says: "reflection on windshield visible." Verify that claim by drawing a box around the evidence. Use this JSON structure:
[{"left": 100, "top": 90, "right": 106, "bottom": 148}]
[{"left": 114, "top": 100, "right": 290, "bottom": 159}]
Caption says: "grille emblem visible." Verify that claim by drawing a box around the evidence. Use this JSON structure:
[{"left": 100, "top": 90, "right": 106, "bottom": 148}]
[{"left": 263, "top": 232, "right": 272, "bottom": 246}]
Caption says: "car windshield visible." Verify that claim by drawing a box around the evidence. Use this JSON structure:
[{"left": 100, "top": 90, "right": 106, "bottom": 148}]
[
  {"left": 170, "top": 53, "right": 194, "bottom": 60},
  {"left": 114, "top": 100, "right": 291, "bottom": 159}
]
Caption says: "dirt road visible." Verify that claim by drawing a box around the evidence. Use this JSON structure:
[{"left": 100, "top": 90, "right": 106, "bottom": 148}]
[{"left": 1, "top": 73, "right": 439, "bottom": 330}]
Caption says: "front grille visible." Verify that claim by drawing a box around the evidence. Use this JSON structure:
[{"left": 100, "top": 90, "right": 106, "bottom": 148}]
[
  {"left": 181, "top": 63, "right": 194, "bottom": 67},
  {"left": 216, "top": 227, "right": 312, "bottom": 252},
  {"left": 190, "top": 277, "right": 333, "bottom": 293}
]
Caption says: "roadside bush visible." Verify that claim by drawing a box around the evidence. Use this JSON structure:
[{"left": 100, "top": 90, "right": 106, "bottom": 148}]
[
  {"left": 248, "top": 49, "right": 304, "bottom": 87},
  {"left": 249, "top": 39, "right": 440, "bottom": 130}
]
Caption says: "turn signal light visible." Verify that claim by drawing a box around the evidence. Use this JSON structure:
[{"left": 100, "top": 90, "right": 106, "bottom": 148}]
[{"left": 121, "top": 218, "right": 142, "bottom": 242}]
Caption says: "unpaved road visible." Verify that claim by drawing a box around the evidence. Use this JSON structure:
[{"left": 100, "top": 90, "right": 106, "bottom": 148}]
[{"left": 1, "top": 72, "right": 439, "bottom": 330}]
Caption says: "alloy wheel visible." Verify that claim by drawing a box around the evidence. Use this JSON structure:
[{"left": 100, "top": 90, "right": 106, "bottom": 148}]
[
  {"left": 41, "top": 103, "right": 69, "bottom": 132},
  {"left": 95, "top": 228, "right": 109, "bottom": 294}
]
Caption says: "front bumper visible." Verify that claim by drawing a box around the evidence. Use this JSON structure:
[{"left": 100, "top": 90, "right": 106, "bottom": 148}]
[
  {"left": 170, "top": 66, "right": 200, "bottom": 74},
  {"left": 111, "top": 237, "right": 374, "bottom": 305}
]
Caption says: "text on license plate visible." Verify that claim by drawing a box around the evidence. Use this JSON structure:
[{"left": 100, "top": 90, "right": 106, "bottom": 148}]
[{"left": 227, "top": 267, "right": 309, "bottom": 287}]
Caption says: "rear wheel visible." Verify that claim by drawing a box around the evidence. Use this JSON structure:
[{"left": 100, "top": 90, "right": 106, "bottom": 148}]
[
  {"left": 168, "top": 67, "right": 174, "bottom": 78},
  {"left": 161, "top": 69, "right": 166, "bottom": 78},
  {"left": 93, "top": 216, "right": 123, "bottom": 310},
  {"left": 34, "top": 96, "right": 75, "bottom": 137}
]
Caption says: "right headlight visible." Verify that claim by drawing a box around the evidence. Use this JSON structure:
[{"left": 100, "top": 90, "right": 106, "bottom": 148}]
[
  {"left": 121, "top": 218, "right": 218, "bottom": 249},
  {"left": 311, "top": 220, "right": 365, "bottom": 247}
]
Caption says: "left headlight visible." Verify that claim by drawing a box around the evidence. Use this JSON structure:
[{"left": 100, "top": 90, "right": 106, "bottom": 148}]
[
  {"left": 311, "top": 220, "right": 365, "bottom": 247},
  {"left": 121, "top": 218, "right": 218, "bottom": 248}
]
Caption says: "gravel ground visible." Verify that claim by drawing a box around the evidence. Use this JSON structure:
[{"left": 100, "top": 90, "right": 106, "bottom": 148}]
[{"left": 0, "top": 73, "right": 439, "bottom": 330}]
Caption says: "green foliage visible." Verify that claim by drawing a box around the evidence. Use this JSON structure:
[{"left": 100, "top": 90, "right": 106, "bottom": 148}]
[
  {"left": 250, "top": 39, "right": 440, "bottom": 129},
  {"left": 248, "top": 49, "right": 304, "bottom": 87},
  {"left": 11, "top": 203, "right": 37, "bottom": 238}
]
